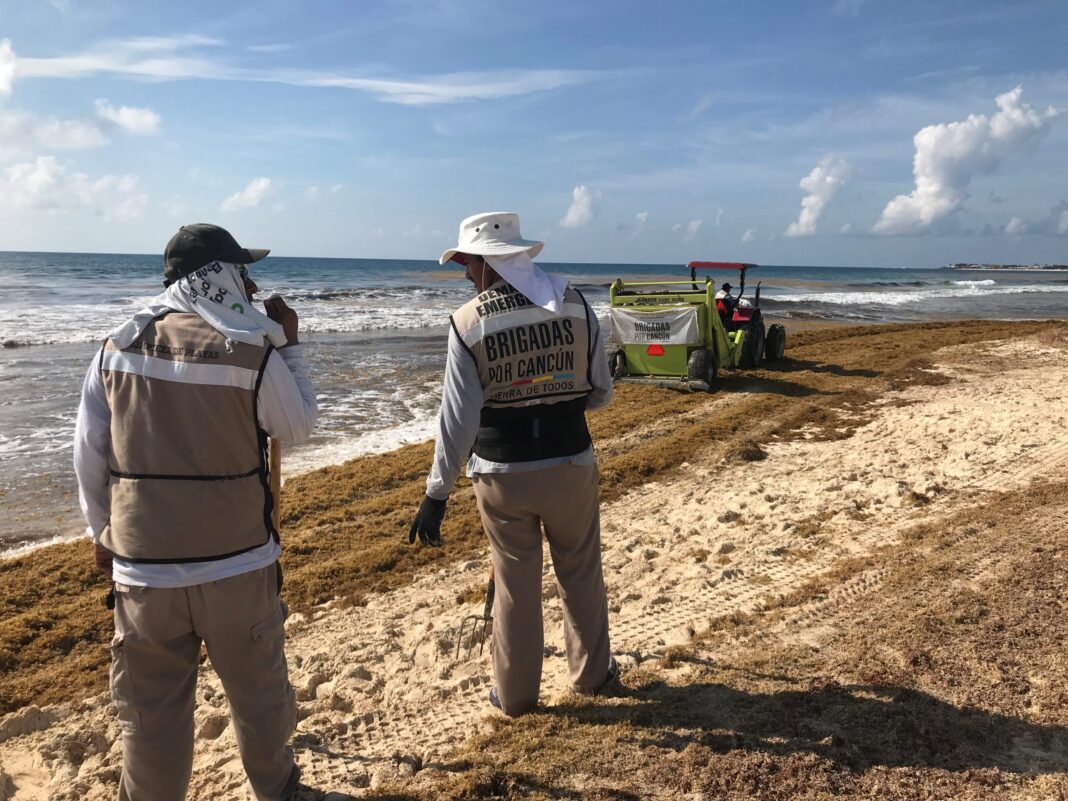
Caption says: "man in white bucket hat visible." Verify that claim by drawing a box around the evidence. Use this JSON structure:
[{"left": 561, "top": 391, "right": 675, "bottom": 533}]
[{"left": 409, "top": 212, "right": 617, "bottom": 716}]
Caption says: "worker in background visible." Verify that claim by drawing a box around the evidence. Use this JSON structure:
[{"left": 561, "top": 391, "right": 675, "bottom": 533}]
[
  {"left": 715, "top": 282, "right": 736, "bottom": 320},
  {"left": 74, "top": 224, "right": 317, "bottom": 801},
  {"left": 408, "top": 211, "right": 618, "bottom": 716}
]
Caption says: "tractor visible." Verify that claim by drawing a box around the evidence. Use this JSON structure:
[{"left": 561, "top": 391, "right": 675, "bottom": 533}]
[{"left": 608, "top": 261, "right": 786, "bottom": 390}]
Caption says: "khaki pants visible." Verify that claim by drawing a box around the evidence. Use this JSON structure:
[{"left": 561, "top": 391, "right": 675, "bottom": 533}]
[
  {"left": 472, "top": 463, "right": 611, "bottom": 716},
  {"left": 110, "top": 563, "right": 298, "bottom": 801}
]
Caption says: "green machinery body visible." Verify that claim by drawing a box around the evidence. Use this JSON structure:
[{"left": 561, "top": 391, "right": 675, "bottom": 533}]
[{"left": 607, "top": 267, "right": 784, "bottom": 391}]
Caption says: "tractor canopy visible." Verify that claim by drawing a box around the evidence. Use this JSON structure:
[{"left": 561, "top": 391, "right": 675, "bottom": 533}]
[
  {"left": 686, "top": 261, "right": 758, "bottom": 271},
  {"left": 687, "top": 261, "right": 760, "bottom": 297}
]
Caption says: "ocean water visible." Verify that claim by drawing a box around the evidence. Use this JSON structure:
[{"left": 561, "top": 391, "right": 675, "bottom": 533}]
[{"left": 1, "top": 251, "right": 1066, "bottom": 554}]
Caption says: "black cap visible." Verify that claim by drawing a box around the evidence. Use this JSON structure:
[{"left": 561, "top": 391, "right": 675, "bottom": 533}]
[{"left": 163, "top": 224, "right": 269, "bottom": 286}]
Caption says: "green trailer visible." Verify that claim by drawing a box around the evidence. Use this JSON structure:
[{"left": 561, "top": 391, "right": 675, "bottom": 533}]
[{"left": 608, "top": 261, "right": 786, "bottom": 391}]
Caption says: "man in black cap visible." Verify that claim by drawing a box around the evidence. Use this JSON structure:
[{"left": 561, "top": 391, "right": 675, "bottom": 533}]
[
  {"left": 74, "top": 224, "right": 317, "bottom": 801},
  {"left": 715, "top": 282, "right": 736, "bottom": 322}
]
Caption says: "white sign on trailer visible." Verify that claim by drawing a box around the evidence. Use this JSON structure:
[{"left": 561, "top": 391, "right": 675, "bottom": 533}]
[{"left": 610, "top": 307, "right": 701, "bottom": 345}]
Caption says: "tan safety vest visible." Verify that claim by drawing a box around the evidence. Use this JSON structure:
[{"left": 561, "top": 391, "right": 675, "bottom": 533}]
[
  {"left": 451, "top": 281, "right": 594, "bottom": 408},
  {"left": 98, "top": 312, "right": 276, "bottom": 563}
]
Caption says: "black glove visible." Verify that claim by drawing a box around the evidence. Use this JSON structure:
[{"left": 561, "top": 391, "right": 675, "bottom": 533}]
[{"left": 408, "top": 495, "right": 447, "bottom": 546}]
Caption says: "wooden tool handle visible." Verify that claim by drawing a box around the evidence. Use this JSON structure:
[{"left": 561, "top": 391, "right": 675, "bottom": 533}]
[
  {"left": 483, "top": 578, "right": 495, "bottom": 619},
  {"left": 268, "top": 438, "right": 282, "bottom": 531}
]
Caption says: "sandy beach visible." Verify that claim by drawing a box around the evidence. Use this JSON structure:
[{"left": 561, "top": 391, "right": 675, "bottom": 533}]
[{"left": 2, "top": 319, "right": 1067, "bottom": 800}]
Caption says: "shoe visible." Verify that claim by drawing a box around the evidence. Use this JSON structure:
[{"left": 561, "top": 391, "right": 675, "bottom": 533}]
[
  {"left": 284, "top": 765, "right": 320, "bottom": 801},
  {"left": 602, "top": 656, "right": 620, "bottom": 690},
  {"left": 576, "top": 656, "right": 620, "bottom": 696},
  {"left": 488, "top": 686, "right": 502, "bottom": 710}
]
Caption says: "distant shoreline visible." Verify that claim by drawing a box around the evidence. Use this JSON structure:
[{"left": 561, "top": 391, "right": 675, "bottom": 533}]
[{"left": 946, "top": 263, "right": 1068, "bottom": 271}]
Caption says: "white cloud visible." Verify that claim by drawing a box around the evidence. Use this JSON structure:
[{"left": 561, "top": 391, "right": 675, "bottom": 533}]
[
  {"left": 715, "top": 208, "right": 724, "bottom": 227},
  {"left": 0, "top": 97, "right": 157, "bottom": 154},
  {"left": 2, "top": 157, "right": 64, "bottom": 207},
  {"left": 1001, "top": 201, "right": 1068, "bottom": 237},
  {"left": 246, "top": 44, "right": 293, "bottom": 54},
  {"left": 686, "top": 94, "right": 715, "bottom": 121},
  {"left": 262, "top": 68, "right": 596, "bottom": 106},
  {"left": 1055, "top": 205, "right": 1068, "bottom": 236},
  {"left": 785, "top": 154, "right": 850, "bottom": 237},
  {"left": 560, "top": 185, "right": 600, "bottom": 228},
  {"left": 330, "top": 184, "right": 343, "bottom": 193},
  {"left": 220, "top": 177, "right": 273, "bottom": 212},
  {"left": 94, "top": 99, "right": 161, "bottom": 135},
  {"left": 671, "top": 223, "right": 682, "bottom": 232},
  {"left": 840, "top": 222, "right": 853, "bottom": 234},
  {"left": 874, "top": 87, "right": 1061, "bottom": 235},
  {"left": 1004, "top": 216, "right": 1027, "bottom": 236},
  {"left": 304, "top": 185, "right": 320, "bottom": 201},
  {"left": 833, "top": 0, "right": 866, "bottom": 15},
  {"left": 635, "top": 210, "right": 648, "bottom": 231},
  {"left": 0, "top": 39, "right": 14, "bottom": 97},
  {"left": 14, "top": 35, "right": 605, "bottom": 107},
  {"left": 0, "top": 155, "right": 146, "bottom": 220},
  {"left": 742, "top": 228, "right": 757, "bottom": 243},
  {"left": 103, "top": 180, "right": 148, "bottom": 220},
  {"left": 166, "top": 198, "right": 191, "bottom": 219},
  {"left": 623, "top": 210, "right": 650, "bottom": 237},
  {"left": 0, "top": 108, "right": 109, "bottom": 151},
  {"left": 684, "top": 220, "right": 703, "bottom": 241}
]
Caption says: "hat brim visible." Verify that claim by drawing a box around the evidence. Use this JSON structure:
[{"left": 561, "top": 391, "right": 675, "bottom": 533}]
[
  {"left": 439, "top": 240, "right": 543, "bottom": 266},
  {"left": 228, "top": 247, "right": 270, "bottom": 265}
]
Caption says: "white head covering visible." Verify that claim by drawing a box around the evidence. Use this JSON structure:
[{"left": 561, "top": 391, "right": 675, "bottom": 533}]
[
  {"left": 108, "top": 261, "right": 288, "bottom": 350},
  {"left": 439, "top": 211, "right": 544, "bottom": 265},
  {"left": 485, "top": 251, "right": 569, "bottom": 314}
]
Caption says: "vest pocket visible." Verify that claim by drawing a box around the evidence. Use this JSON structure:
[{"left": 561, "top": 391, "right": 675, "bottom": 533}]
[{"left": 107, "top": 472, "right": 269, "bottom": 562}]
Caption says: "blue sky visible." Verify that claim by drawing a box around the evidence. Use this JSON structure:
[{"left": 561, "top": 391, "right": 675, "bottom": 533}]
[{"left": 1, "top": 0, "right": 1066, "bottom": 266}]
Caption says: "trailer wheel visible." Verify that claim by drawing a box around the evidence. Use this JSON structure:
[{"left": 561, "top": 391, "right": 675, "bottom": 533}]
[
  {"left": 764, "top": 324, "right": 786, "bottom": 361},
  {"left": 687, "top": 348, "right": 717, "bottom": 389},
  {"left": 610, "top": 350, "right": 626, "bottom": 379},
  {"left": 740, "top": 321, "right": 765, "bottom": 368}
]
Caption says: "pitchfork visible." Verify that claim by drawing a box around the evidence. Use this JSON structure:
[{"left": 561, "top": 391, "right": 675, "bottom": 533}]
[{"left": 455, "top": 568, "right": 494, "bottom": 661}]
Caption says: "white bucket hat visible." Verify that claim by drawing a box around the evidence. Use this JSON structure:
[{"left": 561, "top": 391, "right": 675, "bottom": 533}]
[{"left": 438, "top": 211, "right": 544, "bottom": 265}]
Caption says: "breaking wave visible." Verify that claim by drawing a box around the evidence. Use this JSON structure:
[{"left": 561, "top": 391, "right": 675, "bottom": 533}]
[{"left": 764, "top": 283, "right": 1067, "bottom": 308}]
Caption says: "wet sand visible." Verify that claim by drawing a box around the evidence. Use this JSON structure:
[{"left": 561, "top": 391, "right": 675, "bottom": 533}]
[{"left": 1, "top": 319, "right": 1067, "bottom": 800}]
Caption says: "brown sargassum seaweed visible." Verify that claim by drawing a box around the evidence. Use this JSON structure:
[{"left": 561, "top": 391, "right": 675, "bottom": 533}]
[{"left": 1, "top": 319, "right": 1064, "bottom": 716}]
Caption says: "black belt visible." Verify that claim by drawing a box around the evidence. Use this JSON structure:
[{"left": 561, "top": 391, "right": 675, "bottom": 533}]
[{"left": 474, "top": 398, "right": 591, "bottom": 463}]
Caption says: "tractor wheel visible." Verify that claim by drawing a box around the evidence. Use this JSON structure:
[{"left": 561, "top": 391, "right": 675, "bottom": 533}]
[
  {"left": 764, "top": 324, "right": 786, "bottom": 361},
  {"left": 610, "top": 350, "right": 626, "bottom": 379},
  {"left": 740, "top": 321, "right": 765, "bottom": 368},
  {"left": 687, "top": 348, "right": 717, "bottom": 389}
]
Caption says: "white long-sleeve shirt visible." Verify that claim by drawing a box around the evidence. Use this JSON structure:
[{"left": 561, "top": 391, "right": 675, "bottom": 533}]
[
  {"left": 74, "top": 343, "right": 317, "bottom": 588},
  {"left": 426, "top": 295, "right": 613, "bottom": 500}
]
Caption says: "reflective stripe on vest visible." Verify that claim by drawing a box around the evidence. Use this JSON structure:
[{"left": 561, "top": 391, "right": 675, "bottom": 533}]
[
  {"left": 99, "top": 312, "right": 277, "bottom": 563},
  {"left": 451, "top": 281, "right": 594, "bottom": 408}
]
